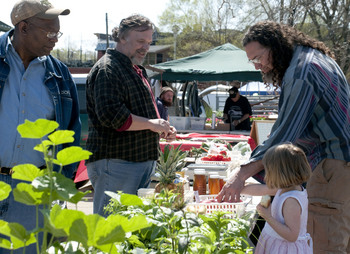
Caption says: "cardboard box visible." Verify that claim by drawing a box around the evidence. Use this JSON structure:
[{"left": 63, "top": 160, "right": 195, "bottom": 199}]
[{"left": 216, "top": 123, "right": 230, "bottom": 131}]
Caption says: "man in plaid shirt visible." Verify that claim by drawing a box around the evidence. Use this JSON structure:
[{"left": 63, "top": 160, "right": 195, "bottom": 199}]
[{"left": 86, "top": 14, "right": 176, "bottom": 216}]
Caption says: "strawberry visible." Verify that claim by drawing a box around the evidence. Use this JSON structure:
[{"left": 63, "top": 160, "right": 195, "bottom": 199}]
[{"left": 219, "top": 151, "right": 227, "bottom": 156}]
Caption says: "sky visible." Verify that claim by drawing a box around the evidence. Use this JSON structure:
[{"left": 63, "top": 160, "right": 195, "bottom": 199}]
[{"left": 1, "top": 0, "right": 171, "bottom": 51}]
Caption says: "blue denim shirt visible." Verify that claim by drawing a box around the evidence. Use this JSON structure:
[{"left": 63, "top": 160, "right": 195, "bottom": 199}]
[{"left": 0, "top": 30, "right": 81, "bottom": 178}]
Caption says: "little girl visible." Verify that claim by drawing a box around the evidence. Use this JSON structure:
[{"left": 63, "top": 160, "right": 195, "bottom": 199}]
[{"left": 242, "top": 143, "right": 313, "bottom": 253}]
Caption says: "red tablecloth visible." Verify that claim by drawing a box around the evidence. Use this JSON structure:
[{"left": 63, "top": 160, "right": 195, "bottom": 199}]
[{"left": 74, "top": 133, "right": 256, "bottom": 183}]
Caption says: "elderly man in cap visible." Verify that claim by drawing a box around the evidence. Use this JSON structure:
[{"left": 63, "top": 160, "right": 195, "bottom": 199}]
[
  {"left": 157, "top": 86, "right": 174, "bottom": 120},
  {"left": 0, "top": 0, "right": 80, "bottom": 252}
]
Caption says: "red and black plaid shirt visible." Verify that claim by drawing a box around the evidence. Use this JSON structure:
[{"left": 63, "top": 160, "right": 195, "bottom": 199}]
[{"left": 86, "top": 49, "right": 159, "bottom": 163}]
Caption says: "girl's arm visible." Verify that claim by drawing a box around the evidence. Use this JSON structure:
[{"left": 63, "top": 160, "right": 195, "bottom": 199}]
[
  {"left": 257, "top": 197, "right": 301, "bottom": 242},
  {"left": 241, "top": 183, "right": 277, "bottom": 196}
]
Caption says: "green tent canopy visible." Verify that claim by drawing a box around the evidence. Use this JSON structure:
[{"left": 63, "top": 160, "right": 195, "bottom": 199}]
[{"left": 148, "top": 43, "right": 263, "bottom": 82}]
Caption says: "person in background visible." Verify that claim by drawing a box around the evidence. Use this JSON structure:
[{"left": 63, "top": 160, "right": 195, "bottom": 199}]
[
  {"left": 242, "top": 143, "right": 312, "bottom": 253},
  {"left": 217, "top": 20, "right": 350, "bottom": 254},
  {"left": 157, "top": 86, "right": 174, "bottom": 120},
  {"left": 223, "top": 86, "right": 252, "bottom": 130},
  {"left": 86, "top": 14, "right": 176, "bottom": 216},
  {"left": 0, "top": 0, "right": 80, "bottom": 253}
]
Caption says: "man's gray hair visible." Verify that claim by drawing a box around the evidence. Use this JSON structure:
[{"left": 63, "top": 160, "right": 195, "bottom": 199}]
[{"left": 112, "top": 14, "right": 154, "bottom": 42}]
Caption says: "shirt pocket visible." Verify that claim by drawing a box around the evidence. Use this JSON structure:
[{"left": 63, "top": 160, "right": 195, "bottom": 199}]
[{"left": 60, "top": 95, "right": 73, "bottom": 129}]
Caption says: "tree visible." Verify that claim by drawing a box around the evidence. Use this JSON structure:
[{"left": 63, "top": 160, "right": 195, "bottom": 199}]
[
  {"left": 300, "top": 0, "right": 350, "bottom": 79},
  {"left": 158, "top": 0, "right": 245, "bottom": 58},
  {"left": 158, "top": 0, "right": 349, "bottom": 79}
]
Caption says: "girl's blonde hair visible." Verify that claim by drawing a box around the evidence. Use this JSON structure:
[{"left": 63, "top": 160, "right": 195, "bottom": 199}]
[{"left": 262, "top": 143, "right": 311, "bottom": 189}]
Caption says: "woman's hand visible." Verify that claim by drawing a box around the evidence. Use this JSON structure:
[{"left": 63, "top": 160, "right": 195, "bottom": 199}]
[
  {"left": 216, "top": 161, "right": 265, "bottom": 203},
  {"left": 216, "top": 168, "right": 245, "bottom": 203}
]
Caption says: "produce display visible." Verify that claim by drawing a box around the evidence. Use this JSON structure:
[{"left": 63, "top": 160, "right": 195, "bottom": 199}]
[
  {"left": 201, "top": 152, "right": 231, "bottom": 161},
  {"left": 198, "top": 142, "right": 232, "bottom": 162}
]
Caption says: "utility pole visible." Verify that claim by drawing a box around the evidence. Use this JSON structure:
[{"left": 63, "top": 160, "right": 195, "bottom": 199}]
[
  {"left": 106, "top": 13, "right": 109, "bottom": 49},
  {"left": 172, "top": 25, "right": 180, "bottom": 60}
]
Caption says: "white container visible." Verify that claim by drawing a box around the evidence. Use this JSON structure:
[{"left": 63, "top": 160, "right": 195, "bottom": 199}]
[
  {"left": 137, "top": 188, "right": 155, "bottom": 198},
  {"left": 211, "top": 113, "right": 216, "bottom": 129},
  {"left": 190, "top": 117, "right": 206, "bottom": 130},
  {"left": 169, "top": 116, "right": 190, "bottom": 130}
]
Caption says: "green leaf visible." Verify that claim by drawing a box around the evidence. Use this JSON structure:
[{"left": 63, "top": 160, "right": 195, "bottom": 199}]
[
  {"left": 117, "top": 214, "right": 151, "bottom": 233},
  {"left": 48, "top": 130, "right": 75, "bottom": 145},
  {"left": 34, "top": 140, "right": 53, "bottom": 153},
  {"left": 53, "top": 147, "right": 92, "bottom": 166},
  {"left": 32, "top": 173, "right": 82, "bottom": 202},
  {"left": 0, "top": 220, "right": 36, "bottom": 249},
  {"left": 120, "top": 193, "right": 144, "bottom": 206},
  {"left": 90, "top": 214, "right": 126, "bottom": 244},
  {"left": 127, "top": 234, "right": 145, "bottom": 248},
  {"left": 13, "top": 182, "right": 49, "bottom": 205},
  {"left": 68, "top": 190, "right": 92, "bottom": 204},
  {"left": 43, "top": 205, "right": 68, "bottom": 238},
  {"left": 50, "top": 205, "right": 85, "bottom": 231},
  {"left": 68, "top": 218, "right": 89, "bottom": 247},
  {"left": 0, "top": 236, "right": 12, "bottom": 250},
  {"left": 0, "top": 182, "right": 11, "bottom": 201},
  {"left": 11, "top": 164, "right": 46, "bottom": 182},
  {"left": 17, "top": 119, "right": 58, "bottom": 139}
]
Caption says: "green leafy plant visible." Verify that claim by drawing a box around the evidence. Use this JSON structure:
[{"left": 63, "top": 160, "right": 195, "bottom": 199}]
[
  {"left": 0, "top": 119, "right": 254, "bottom": 253},
  {"left": 105, "top": 190, "right": 254, "bottom": 254},
  {"left": 0, "top": 119, "right": 151, "bottom": 253}
]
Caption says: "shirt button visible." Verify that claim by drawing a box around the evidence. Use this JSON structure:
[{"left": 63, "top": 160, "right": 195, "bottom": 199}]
[
  {"left": 22, "top": 110, "right": 25, "bottom": 114},
  {"left": 22, "top": 93, "right": 26, "bottom": 96}
]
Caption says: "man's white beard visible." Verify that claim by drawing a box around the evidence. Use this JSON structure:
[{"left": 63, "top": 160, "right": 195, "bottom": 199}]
[{"left": 131, "top": 56, "right": 145, "bottom": 65}]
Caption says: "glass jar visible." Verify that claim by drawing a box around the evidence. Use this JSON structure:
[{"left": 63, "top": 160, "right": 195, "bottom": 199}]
[
  {"left": 193, "top": 169, "right": 207, "bottom": 195},
  {"left": 208, "top": 174, "right": 221, "bottom": 195},
  {"left": 219, "top": 176, "right": 226, "bottom": 191}
]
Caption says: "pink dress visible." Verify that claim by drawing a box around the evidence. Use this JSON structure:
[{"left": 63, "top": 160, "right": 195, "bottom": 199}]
[{"left": 254, "top": 188, "right": 313, "bottom": 254}]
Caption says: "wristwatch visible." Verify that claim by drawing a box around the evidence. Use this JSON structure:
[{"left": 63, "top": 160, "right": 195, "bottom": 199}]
[{"left": 238, "top": 119, "right": 241, "bottom": 124}]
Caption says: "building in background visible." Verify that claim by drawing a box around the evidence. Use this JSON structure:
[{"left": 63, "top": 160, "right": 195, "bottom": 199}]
[{"left": 94, "top": 31, "right": 171, "bottom": 64}]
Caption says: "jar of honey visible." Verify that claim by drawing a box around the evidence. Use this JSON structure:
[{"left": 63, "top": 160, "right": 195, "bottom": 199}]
[
  {"left": 193, "top": 169, "right": 207, "bottom": 195},
  {"left": 219, "top": 176, "right": 226, "bottom": 191},
  {"left": 208, "top": 174, "right": 221, "bottom": 195}
]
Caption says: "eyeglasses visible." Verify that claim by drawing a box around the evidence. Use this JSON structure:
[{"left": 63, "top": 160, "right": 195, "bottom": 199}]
[
  {"left": 24, "top": 21, "right": 63, "bottom": 39},
  {"left": 248, "top": 48, "right": 268, "bottom": 65}
]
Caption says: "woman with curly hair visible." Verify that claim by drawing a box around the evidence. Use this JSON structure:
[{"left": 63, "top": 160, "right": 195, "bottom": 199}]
[{"left": 217, "top": 20, "right": 350, "bottom": 253}]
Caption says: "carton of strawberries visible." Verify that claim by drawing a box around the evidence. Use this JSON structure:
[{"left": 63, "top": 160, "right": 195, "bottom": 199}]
[
  {"left": 200, "top": 143, "right": 231, "bottom": 162},
  {"left": 201, "top": 151, "right": 231, "bottom": 161}
]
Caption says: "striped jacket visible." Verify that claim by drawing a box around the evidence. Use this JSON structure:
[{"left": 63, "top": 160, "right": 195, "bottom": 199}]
[{"left": 250, "top": 46, "right": 350, "bottom": 182}]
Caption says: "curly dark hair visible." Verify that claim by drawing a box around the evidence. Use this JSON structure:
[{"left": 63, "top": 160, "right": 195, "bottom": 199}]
[
  {"left": 243, "top": 20, "right": 335, "bottom": 87},
  {"left": 111, "top": 14, "right": 154, "bottom": 43}
]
